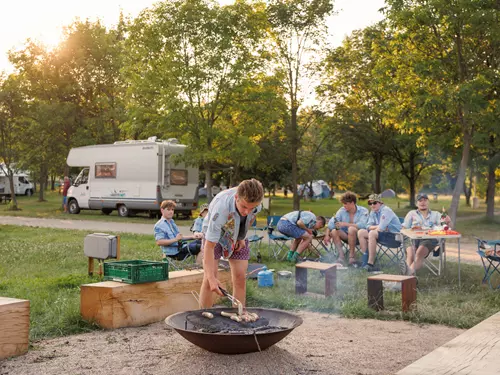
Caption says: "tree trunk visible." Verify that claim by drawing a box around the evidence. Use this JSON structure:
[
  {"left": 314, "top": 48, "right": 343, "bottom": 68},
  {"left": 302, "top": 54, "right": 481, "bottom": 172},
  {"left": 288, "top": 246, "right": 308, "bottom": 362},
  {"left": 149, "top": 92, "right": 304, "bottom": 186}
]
[
  {"left": 8, "top": 173, "right": 18, "bottom": 210},
  {"left": 38, "top": 164, "right": 47, "bottom": 202},
  {"left": 463, "top": 166, "right": 473, "bottom": 206},
  {"left": 205, "top": 164, "right": 213, "bottom": 204},
  {"left": 486, "top": 161, "right": 496, "bottom": 220},
  {"left": 290, "top": 107, "right": 300, "bottom": 210},
  {"left": 408, "top": 153, "right": 417, "bottom": 208},
  {"left": 374, "top": 155, "right": 383, "bottom": 194},
  {"left": 449, "top": 126, "right": 471, "bottom": 226}
]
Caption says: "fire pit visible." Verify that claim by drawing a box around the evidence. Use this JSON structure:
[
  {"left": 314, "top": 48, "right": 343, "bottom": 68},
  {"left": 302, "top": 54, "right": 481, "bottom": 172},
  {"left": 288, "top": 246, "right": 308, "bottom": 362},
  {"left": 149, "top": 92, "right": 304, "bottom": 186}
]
[{"left": 165, "top": 307, "right": 303, "bottom": 354}]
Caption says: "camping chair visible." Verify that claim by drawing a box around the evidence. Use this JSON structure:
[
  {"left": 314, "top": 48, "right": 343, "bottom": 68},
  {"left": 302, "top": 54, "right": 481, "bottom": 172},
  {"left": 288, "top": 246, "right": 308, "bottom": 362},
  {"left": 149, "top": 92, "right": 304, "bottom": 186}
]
[
  {"left": 266, "top": 215, "right": 293, "bottom": 260},
  {"left": 248, "top": 219, "right": 265, "bottom": 260},
  {"left": 374, "top": 217, "right": 405, "bottom": 267},
  {"left": 165, "top": 239, "right": 199, "bottom": 271},
  {"left": 375, "top": 233, "right": 405, "bottom": 267},
  {"left": 476, "top": 237, "right": 500, "bottom": 289}
]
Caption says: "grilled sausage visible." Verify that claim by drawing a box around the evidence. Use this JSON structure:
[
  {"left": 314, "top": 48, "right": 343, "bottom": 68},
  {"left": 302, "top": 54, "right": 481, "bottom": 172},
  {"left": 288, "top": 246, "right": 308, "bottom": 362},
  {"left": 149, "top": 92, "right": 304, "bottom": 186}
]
[{"left": 201, "top": 312, "right": 214, "bottom": 319}]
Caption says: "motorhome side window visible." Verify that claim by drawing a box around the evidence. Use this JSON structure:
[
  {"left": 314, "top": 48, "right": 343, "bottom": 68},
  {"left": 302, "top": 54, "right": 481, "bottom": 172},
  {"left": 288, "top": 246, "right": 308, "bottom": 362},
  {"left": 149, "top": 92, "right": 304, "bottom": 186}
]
[
  {"left": 95, "top": 163, "right": 117, "bottom": 179},
  {"left": 19, "top": 177, "right": 28, "bottom": 184},
  {"left": 170, "top": 169, "right": 188, "bottom": 185}
]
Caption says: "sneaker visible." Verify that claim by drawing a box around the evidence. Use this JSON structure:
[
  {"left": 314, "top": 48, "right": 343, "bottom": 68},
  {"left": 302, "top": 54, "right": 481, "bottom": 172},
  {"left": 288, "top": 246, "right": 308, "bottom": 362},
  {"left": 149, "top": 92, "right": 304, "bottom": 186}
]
[
  {"left": 362, "top": 264, "right": 380, "bottom": 272},
  {"left": 286, "top": 250, "right": 295, "bottom": 262},
  {"left": 399, "top": 259, "right": 409, "bottom": 275},
  {"left": 291, "top": 252, "right": 300, "bottom": 263}
]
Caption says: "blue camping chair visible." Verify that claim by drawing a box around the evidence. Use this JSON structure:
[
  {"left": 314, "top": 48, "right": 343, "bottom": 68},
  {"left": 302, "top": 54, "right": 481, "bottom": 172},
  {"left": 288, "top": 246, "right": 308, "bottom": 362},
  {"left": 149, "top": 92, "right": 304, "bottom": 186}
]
[
  {"left": 374, "top": 217, "right": 405, "bottom": 267},
  {"left": 476, "top": 237, "right": 500, "bottom": 289},
  {"left": 266, "top": 215, "right": 293, "bottom": 260},
  {"left": 248, "top": 219, "right": 265, "bottom": 260}
]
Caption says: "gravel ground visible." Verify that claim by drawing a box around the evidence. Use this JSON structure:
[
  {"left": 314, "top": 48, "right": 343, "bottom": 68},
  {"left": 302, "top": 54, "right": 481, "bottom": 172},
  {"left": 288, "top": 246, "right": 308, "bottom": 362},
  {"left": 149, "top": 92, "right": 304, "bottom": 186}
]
[{"left": 0, "top": 311, "right": 462, "bottom": 375}]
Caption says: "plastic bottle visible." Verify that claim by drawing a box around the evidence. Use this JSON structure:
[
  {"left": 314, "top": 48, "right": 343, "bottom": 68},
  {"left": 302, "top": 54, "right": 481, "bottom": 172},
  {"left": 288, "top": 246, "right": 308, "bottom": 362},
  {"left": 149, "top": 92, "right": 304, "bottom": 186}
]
[
  {"left": 440, "top": 207, "right": 449, "bottom": 230},
  {"left": 256, "top": 251, "right": 262, "bottom": 264},
  {"left": 257, "top": 266, "right": 274, "bottom": 288}
]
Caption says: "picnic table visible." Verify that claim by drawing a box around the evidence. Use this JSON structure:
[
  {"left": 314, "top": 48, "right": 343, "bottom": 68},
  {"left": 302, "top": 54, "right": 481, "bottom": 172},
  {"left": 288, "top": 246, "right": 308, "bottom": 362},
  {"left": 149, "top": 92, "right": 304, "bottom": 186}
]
[{"left": 400, "top": 228, "right": 462, "bottom": 287}]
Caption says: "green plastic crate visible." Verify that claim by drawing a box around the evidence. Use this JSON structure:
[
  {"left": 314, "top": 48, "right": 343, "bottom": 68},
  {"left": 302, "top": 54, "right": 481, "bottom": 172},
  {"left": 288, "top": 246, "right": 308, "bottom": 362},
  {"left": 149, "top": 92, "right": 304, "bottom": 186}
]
[{"left": 103, "top": 260, "right": 169, "bottom": 284}]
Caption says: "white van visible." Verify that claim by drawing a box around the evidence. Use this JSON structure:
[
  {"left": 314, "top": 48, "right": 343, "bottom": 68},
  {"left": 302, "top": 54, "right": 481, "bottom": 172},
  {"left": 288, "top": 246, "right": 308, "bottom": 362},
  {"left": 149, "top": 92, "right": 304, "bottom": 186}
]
[
  {"left": 66, "top": 137, "right": 199, "bottom": 217},
  {"left": 0, "top": 170, "right": 34, "bottom": 196}
]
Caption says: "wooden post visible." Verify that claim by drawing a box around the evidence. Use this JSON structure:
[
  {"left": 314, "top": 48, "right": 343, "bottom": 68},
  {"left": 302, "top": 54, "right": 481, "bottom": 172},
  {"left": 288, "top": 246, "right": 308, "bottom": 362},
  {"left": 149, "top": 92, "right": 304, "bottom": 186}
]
[
  {"left": 116, "top": 235, "right": 120, "bottom": 260},
  {"left": 88, "top": 257, "right": 94, "bottom": 276},
  {"left": 367, "top": 279, "right": 384, "bottom": 311},
  {"left": 324, "top": 267, "right": 337, "bottom": 297},
  {"left": 295, "top": 267, "right": 307, "bottom": 294},
  {"left": 401, "top": 278, "right": 417, "bottom": 312}
]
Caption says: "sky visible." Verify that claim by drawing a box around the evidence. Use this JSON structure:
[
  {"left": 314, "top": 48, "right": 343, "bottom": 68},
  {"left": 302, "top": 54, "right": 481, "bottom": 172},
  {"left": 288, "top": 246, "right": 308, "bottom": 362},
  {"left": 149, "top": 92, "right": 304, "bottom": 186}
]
[{"left": 0, "top": 0, "right": 386, "bottom": 73}]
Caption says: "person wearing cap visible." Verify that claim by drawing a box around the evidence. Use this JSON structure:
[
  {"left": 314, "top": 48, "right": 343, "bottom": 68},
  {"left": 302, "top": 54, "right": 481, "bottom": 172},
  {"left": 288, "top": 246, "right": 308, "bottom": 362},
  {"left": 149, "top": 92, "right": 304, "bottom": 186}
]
[
  {"left": 357, "top": 193, "right": 402, "bottom": 272},
  {"left": 187, "top": 203, "right": 209, "bottom": 262},
  {"left": 324, "top": 191, "right": 369, "bottom": 266},
  {"left": 277, "top": 210, "right": 326, "bottom": 263},
  {"left": 399, "top": 193, "right": 452, "bottom": 276}
]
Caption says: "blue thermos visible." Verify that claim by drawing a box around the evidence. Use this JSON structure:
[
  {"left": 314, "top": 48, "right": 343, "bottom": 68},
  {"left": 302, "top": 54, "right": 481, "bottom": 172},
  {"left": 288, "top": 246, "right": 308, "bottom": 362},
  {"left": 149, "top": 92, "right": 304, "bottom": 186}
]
[{"left": 257, "top": 266, "right": 274, "bottom": 288}]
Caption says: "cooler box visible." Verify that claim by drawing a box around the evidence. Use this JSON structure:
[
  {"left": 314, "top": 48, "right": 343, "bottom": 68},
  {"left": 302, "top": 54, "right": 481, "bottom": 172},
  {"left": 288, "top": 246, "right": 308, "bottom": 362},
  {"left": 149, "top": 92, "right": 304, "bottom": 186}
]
[{"left": 84, "top": 233, "right": 118, "bottom": 259}]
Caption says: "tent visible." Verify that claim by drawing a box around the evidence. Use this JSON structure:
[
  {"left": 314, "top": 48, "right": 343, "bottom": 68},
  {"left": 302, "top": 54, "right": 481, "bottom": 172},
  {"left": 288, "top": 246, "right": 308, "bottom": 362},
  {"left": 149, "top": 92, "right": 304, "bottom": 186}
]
[
  {"left": 298, "top": 180, "right": 331, "bottom": 199},
  {"left": 380, "top": 189, "right": 396, "bottom": 198}
]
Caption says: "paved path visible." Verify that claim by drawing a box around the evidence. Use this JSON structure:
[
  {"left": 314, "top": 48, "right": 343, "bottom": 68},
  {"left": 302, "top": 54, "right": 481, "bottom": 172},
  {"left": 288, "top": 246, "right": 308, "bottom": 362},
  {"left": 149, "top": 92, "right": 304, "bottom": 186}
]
[{"left": 0, "top": 215, "right": 482, "bottom": 265}]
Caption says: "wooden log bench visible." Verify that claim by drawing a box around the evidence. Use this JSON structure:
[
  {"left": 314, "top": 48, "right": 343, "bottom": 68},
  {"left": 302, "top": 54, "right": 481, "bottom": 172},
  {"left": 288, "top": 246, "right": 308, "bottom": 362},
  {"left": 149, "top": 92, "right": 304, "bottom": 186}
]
[
  {"left": 0, "top": 297, "right": 30, "bottom": 359},
  {"left": 295, "top": 261, "right": 337, "bottom": 297},
  {"left": 397, "top": 311, "right": 500, "bottom": 374},
  {"left": 367, "top": 274, "right": 417, "bottom": 313},
  {"left": 81, "top": 269, "right": 231, "bottom": 329}
]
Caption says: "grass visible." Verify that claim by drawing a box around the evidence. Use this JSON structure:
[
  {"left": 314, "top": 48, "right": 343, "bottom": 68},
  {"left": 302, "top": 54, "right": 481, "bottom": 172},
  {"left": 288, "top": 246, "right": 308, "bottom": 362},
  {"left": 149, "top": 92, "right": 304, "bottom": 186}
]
[{"left": 1, "top": 224, "right": 500, "bottom": 342}]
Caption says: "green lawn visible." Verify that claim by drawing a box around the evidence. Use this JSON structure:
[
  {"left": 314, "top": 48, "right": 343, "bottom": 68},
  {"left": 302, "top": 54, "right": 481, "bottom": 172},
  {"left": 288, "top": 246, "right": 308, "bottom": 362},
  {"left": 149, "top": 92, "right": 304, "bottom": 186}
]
[{"left": 1, "top": 224, "right": 499, "bottom": 342}]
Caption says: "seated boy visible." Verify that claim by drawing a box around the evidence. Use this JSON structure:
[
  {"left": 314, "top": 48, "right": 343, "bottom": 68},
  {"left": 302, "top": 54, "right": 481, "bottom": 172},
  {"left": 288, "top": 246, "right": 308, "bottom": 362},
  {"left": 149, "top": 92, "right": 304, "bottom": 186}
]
[{"left": 277, "top": 210, "right": 326, "bottom": 263}]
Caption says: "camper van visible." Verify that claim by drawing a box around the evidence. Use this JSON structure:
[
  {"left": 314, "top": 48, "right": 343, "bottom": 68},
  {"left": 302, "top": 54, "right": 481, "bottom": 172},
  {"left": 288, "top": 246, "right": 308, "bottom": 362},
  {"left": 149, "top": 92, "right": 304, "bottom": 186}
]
[
  {"left": 0, "top": 169, "right": 34, "bottom": 197},
  {"left": 66, "top": 137, "right": 199, "bottom": 217}
]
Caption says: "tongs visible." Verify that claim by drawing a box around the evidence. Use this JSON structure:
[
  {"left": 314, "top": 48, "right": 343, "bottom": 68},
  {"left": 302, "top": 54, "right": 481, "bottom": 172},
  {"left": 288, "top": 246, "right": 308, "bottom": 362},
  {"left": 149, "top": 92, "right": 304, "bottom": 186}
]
[{"left": 219, "top": 286, "right": 243, "bottom": 316}]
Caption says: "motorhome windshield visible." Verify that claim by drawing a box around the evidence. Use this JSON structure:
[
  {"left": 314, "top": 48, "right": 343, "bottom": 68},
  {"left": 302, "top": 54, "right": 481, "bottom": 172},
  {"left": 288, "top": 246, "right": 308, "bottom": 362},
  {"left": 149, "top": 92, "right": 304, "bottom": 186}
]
[{"left": 74, "top": 168, "right": 89, "bottom": 186}]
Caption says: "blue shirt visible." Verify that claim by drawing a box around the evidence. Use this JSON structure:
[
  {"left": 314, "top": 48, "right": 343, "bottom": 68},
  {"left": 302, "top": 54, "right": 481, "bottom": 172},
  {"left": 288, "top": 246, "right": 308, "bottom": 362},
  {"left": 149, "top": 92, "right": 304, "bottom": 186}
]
[
  {"left": 327, "top": 205, "right": 369, "bottom": 231},
  {"left": 367, "top": 204, "right": 401, "bottom": 233},
  {"left": 282, "top": 211, "right": 316, "bottom": 229},
  {"left": 403, "top": 209, "right": 441, "bottom": 229},
  {"left": 202, "top": 187, "right": 262, "bottom": 243},
  {"left": 191, "top": 217, "right": 204, "bottom": 233},
  {"left": 154, "top": 218, "right": 180, "bottom": 256}
]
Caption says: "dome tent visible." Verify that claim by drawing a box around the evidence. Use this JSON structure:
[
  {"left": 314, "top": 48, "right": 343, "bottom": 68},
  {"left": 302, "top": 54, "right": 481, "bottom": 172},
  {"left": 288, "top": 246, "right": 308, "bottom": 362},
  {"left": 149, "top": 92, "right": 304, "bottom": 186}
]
[
  {"left": 298, "top": 180, "right": 331, "bottom": 199},
  {"left": 380, "top": 189, "right": 396, "bottom": 198}
]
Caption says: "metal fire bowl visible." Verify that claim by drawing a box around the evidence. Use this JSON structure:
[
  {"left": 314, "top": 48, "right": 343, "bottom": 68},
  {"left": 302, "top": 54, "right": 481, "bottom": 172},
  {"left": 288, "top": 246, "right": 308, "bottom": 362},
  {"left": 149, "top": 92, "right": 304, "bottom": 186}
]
[{"left": 165, "top": 307, "right": 303, "bottom": 354}]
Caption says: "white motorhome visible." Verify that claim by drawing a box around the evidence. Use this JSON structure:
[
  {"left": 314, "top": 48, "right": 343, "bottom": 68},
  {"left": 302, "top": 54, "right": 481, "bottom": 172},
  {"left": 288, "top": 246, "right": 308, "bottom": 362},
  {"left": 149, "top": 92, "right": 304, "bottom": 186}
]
[
  {"left": 66, "top": 137, "right": 199, "bottom": 217},
  {"left": 0, "top": 169, "right": 34, "bottom": 196}
]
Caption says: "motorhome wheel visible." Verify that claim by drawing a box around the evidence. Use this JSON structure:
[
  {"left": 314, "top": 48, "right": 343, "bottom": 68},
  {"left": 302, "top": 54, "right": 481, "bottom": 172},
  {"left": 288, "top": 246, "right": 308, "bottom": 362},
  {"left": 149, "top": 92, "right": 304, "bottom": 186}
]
[
  {"left": 117, "top": 204, "right": 129, "bottom": 217},
  {"left": 68, "top": 200, "right": 80, "bottom": 214}
]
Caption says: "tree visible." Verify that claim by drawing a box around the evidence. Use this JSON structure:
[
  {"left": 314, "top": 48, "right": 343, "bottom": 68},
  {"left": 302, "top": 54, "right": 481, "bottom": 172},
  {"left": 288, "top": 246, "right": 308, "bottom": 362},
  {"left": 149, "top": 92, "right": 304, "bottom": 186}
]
[
  {"left": 385, "top": 0, "right": 500, "bottom": 224},
  {"left": 319, "top": 26, "right": 399, "bottom": 194},
  {"left": 124, "top": 0, "right": 267, "bottom": 202},
  {"left": 266, "top": 0, "right": 334, "bottom": 209},
  {"left": 0, "top": 74, "right": 25, "bottom": 209}
]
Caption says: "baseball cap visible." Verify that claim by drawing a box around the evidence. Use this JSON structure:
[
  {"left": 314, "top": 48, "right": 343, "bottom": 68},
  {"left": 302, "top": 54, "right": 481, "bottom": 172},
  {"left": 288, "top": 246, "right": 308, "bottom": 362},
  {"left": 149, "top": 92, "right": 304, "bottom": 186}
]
[
  {"left": 199, "top": 203, "right": 209, "bottom": 213},
  {"left": 416, "top": 193, "right": 429, "bottom": 201},
  {"left": 368, "top": 193, "right": 383, "bottom": 203}
]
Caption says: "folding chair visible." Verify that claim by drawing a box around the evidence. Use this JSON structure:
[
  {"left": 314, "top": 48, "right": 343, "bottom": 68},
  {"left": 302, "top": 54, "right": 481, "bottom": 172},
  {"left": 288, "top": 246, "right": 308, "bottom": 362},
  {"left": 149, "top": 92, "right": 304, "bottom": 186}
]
[
  {"left": 375, "top": 233, "right": 405, "bottom": 267},
  {"left": 248, "top": 219, "right": 265, "bottom": 260},
  {"left": 165, "top": 239, "right": 199, "bottom": 271},
  {"left": 266, "top": 215, "right": 293, "bottom": 260},
  {"left": 302, "top": 233, "right": 336, "bottom": 263},
  {"left": 476, "top": 237, "right": 500, "bottom": 289}
]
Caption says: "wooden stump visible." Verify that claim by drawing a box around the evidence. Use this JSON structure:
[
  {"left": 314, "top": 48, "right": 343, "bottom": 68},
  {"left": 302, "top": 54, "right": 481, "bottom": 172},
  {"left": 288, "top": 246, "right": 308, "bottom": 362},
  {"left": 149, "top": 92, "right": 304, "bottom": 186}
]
[
  {"left": 0, "top": 297, "right": 30, "bottom": 359},
  {"left": 81, "top": 269, "right": 231, "bottom": 329}
]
